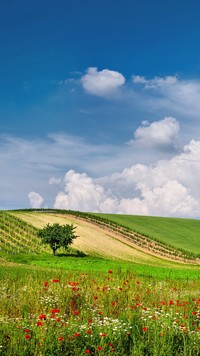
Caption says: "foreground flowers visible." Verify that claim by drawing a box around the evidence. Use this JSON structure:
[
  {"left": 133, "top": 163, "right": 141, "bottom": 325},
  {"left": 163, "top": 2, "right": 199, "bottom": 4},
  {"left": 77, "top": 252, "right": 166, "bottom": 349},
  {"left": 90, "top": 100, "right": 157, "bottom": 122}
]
[{"left": 1, "top": 271, "right": 200, "bottom": 355}]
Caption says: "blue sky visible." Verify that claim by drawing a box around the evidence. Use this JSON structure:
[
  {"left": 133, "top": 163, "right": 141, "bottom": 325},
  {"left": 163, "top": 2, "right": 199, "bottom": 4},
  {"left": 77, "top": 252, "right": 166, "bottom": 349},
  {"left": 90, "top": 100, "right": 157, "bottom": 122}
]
[{"left": 1, "top": 0, "right": 200, "bottom": 217}]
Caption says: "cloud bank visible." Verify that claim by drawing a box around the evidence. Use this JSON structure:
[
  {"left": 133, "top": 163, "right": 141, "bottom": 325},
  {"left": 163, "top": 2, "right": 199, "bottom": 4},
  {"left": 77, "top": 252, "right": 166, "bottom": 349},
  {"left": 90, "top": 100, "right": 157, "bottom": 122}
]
[{"left": 51, "top": 138, "right": 200, "bottom": 218}]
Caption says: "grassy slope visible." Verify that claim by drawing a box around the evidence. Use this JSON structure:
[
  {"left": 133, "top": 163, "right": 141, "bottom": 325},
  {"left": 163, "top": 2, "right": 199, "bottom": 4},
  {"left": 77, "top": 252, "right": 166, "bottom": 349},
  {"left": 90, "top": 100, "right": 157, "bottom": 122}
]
[
  {"left": 8, "top": 211, "right": 200, "bottom": 270},
  {"left": 0, "top": 210, "right": 199, "bottom": 279},
  {"left": 95, "top": 213, "right": 200, "bottom": 254},
  {"left": 9, "top": 211, "right": 179, "bottom": 267}
]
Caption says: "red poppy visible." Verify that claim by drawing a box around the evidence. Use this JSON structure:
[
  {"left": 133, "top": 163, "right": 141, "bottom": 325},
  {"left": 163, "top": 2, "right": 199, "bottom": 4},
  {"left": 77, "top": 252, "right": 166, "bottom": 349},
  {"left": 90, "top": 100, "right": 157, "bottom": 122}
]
[
  {"left": 25, "top": 334, "right": 31, "bottom": 339},
  {"left": 51, "top": 309, "right": 60, "bottom": 314},
  {"left": 36, "top": 321, "right": 43, "bottom": 326},
  {"left": 44, "top": 281, "right": 49, "bottom": 287},
  {"left": 100, "top": 332, "right": 106, "bottom": 337},
  {"left": 74, "top": 332, "right": 80, "bottom": 337},
  {"left": 39, "top": 314, "right": 46, "bottom": 320},
  {"left": 74, "top": 310, "right": 79, "bottom": 315},
  {"left": 52, "top": 279, "right": 59, "bottom": 283},
  {"left": 85, "top": 350, "right": 91, "bottom": 354},
  {"left": 97, "top": 346, "right": 103, "bottom": 351},
  {"left": 58, "top": 336, "right": 64, "bottom": 341},
  {"left": 142, "top": 327, "right": 148, "bottom": 332},
  {"left": 86, "top": 329, "right": 92, "bottom": 334},
  {"left": 24, "top": 329, "right": 30, "bottom": 333},
  {"left": 108, "top": 270, "right": 113, "bottom": 274}
]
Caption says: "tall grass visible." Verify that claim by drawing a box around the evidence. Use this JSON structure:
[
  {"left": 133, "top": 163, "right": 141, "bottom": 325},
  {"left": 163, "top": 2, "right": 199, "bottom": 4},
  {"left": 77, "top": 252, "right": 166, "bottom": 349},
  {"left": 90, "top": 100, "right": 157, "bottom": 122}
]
[{"left": 1, "top": 264, "right": 200, "bottom": 355}]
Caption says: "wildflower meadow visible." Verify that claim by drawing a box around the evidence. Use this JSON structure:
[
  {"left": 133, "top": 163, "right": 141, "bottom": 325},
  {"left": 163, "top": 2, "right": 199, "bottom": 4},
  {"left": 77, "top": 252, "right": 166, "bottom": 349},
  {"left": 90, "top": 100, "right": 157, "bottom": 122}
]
[{"left": 1, "top": 265, "right": 200, "bottom": 355}]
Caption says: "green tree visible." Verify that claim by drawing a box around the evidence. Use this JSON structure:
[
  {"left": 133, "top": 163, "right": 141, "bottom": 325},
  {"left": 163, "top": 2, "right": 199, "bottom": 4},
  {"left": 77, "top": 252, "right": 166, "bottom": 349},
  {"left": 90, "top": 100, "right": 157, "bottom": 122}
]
[{"left": 37, "top": 223, "right": 78, "bottom": 255}]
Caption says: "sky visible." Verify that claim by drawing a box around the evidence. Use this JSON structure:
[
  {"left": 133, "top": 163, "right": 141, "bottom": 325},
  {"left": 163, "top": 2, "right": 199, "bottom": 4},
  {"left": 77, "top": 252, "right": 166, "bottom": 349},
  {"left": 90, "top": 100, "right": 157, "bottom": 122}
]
[{"left": 1, "top": 0, "right": 200, "bottom": 217}]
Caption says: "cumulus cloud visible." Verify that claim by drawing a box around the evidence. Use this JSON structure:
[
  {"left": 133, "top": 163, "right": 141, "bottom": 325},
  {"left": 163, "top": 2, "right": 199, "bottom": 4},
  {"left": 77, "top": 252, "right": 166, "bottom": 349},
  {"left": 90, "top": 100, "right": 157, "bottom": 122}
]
[
  {"left": 81, "top": 67, "right": 125, "bottom": 97},
  {"left": 54, "top": 170, "right": 116, "bottom": 213},
  {"left": 131, "top": 117, "right": 180, "bottom": 150},
  {"left": 53, "top": 139, "right": 200, "bottom": 218},
  {"left": 28, "top": 191, "right": 44, "bottom": 208}
]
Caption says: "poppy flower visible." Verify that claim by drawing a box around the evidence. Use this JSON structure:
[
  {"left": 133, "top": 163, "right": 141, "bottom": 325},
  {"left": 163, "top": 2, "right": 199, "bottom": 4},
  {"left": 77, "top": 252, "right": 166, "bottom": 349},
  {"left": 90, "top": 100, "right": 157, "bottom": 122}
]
[
  {"left": 52, "top": 279, "right": 59, "bottom": 283},
  {"left": 142, "top": 327, "right": 148, "bottom": 332},
  {"left": 25, "top": 334, "right": 31, "bottom": 339},
  {"left": 85, "top": 350, "right": 91, "bottom": 354},
  {"left": 51, "top": 309, "right": 60, "bottom": 314},
  {"left": 58, "top": 336, "right": 64, "bottom": 341},
  {"left": 39, "top": 314, "right": 46, "bottom": 320},
  {"left": 100, "top": 332, "right": 106, "bottom": 337},
  {"left": 97, "top": 346, "right": 103, "bottom": 351}
]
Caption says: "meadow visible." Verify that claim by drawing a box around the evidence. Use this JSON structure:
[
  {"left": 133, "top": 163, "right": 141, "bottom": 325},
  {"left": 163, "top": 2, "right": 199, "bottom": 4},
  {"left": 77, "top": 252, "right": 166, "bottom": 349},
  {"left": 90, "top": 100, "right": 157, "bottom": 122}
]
[
  {"left": 1, "top": 209, "right": 200, "bottom": 355},
  {"left": 1, "top": 262, "right": 200, "bottom": 355}
]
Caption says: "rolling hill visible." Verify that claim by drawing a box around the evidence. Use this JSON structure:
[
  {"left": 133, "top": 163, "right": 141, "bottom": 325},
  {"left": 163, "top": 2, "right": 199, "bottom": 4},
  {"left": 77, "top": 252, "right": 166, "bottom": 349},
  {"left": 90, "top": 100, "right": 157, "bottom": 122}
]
[{"left": 1, "top": 209, "right": 199, "bottom": 268}]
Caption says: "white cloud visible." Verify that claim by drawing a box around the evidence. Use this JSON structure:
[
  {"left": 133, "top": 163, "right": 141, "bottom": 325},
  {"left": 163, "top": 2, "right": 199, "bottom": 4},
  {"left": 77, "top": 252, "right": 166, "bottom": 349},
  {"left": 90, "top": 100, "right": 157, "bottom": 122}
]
[
  {"left": 54, "top": 170, "right": 116, "bottom": 213},
  {"left": 132, "top": 75, "right": 178, "bottom": 88},
  {"left": 117, "top": 181, "right": 198, "bottom": 217},
  {"left": 132, "top": 117, "right": 180, "bottom": 150},
  {"left": 132, "top": 74, "right": 200, "bottom": 123},
  {"left": 81, "top": 67, "right": 125, "bottom": 97},
  {"left": 28, "top": 191, "right": 44, "bottom": 208},
  {"left": 49, "top": 177, "right": 61, "bottom": 185},
  {"left": 53, "top": 138, "right": 200, "bottom": 218}
]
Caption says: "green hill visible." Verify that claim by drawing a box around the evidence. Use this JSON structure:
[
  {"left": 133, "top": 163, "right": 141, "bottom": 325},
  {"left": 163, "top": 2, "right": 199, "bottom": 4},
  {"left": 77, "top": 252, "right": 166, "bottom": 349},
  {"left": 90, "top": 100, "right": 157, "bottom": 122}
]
[
  {"left": 95, "top": 213, "right": 200, "bottom": 255},
  {"left": 5, "top": 209, "right": 200, "bottom": 262}
]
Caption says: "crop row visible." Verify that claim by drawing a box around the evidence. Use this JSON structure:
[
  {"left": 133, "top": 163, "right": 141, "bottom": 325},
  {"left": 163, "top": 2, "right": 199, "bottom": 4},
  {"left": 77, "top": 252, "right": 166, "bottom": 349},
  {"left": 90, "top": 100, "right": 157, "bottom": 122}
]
[
  {"left": 0, "top": 212, "right": 48, "bottom": 254},
  {"left": 15, "top": 209, "right": 200, "bottom": 263}
]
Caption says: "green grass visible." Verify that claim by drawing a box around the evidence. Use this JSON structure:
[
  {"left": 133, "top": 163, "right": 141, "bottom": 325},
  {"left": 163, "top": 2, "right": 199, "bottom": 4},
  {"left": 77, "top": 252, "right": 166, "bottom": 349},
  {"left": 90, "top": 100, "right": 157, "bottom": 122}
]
[
  {"left": 1, "top": 251, "right": 200, "bottom": 280},
  {"left": 1, "top": 209, "right": 200, "bottom": 354},
  {"left": 95, "top": 213, "right": 200, "bottom": 254},
  {"left": 1, "top": 262, "right": 200, "bottom": 355}
]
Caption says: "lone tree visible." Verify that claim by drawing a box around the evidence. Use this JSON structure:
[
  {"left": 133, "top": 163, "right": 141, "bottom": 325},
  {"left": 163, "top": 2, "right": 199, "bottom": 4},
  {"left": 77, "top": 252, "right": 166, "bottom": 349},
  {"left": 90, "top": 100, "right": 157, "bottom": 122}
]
[{"left": 37, "top": 223, "right": 78, "bottom": 255}]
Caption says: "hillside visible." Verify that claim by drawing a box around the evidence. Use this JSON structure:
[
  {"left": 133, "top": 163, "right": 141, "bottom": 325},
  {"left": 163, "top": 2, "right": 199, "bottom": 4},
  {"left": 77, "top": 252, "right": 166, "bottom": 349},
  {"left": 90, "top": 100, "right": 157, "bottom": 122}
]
[
  {"left": 6, "top": 209, "right": 200, "bottom": 266},
  {"left": 0, "top": 211, "right": 49, "bottom": 253},
  {"left": 96, "top": 213, "right": 200, "bottom": 254}
]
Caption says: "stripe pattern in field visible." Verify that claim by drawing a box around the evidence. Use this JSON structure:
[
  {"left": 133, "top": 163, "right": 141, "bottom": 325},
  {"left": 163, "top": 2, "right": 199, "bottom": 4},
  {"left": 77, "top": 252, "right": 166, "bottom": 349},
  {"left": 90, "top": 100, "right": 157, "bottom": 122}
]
[
  {"left": 0, "top": 212, "right": 49, "bottom": 253},
  {"left": 9, "top": 211, "right": 193, "bottom": 268}
]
